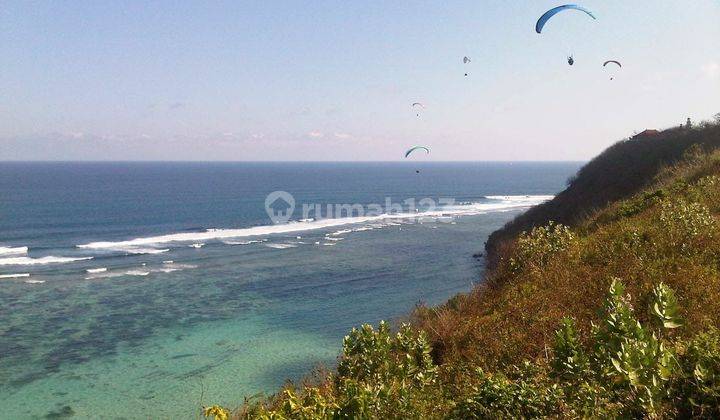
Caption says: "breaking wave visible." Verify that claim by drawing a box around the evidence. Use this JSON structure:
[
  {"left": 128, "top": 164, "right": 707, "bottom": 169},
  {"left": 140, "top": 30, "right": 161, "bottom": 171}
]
[
  {"left": 0, "top": 256, "right": 93, "bottom": 266},
  {"left": 0, "top": 273, "right": 31, "bottom": 279},
  {"left": 75, "top": 195, "right": 552, "bottom": 250},
  {"left": 0, "top": 246, "right": 28, "bottom": 256},
  {"left": 264, "top": 243, "right": 298, "bottom": 249}
]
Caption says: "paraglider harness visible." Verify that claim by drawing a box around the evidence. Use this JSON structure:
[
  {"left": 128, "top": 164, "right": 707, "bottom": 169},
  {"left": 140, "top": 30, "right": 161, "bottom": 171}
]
[{"left": 567, "top": 55, "right": 574, "bottom": 66}]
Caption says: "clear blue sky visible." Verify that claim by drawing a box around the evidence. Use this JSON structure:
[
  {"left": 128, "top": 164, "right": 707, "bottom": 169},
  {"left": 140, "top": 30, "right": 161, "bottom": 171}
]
[{"left": 1, "top": 1, "right": 718, "bottom": 161}]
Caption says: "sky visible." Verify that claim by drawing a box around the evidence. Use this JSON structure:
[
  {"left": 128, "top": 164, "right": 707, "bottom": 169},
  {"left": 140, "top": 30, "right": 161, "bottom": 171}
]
[{"left": 1, "top": 1, "right": 719, "bottom": 161}]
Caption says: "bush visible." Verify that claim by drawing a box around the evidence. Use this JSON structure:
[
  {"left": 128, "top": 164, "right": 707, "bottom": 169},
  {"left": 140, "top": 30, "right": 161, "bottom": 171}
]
[
  {"left": 208, "top": 322, "right": 440, "bottom": 419},
  {"left": 337, "top": 321, "right": 436, "bottom": 389},
  {"left": 673, "top": 328, "right": 720, "bottom": 417},
  {"left": 454, "top": 365, "right": 563, "bottom": 419},
  {"left": 615, "top": 188, "right": 666, "bottom": 219},
  {"left": 508, "top": 222, "right": 576, "bottom": 273},
  {"left": 452, "top": 280, "right": 688, "bottom": 418},
  {"left": 658, "top": 200, "right": 716, "bottom": 254},
  {"left": 551, "top": 317, "right": 588, "bottom": 380}
]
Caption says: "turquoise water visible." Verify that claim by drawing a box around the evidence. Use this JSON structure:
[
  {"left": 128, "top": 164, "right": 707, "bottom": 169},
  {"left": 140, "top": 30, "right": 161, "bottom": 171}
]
[{"left": 0, "top": 162, "right": 579, "bottom": 418}]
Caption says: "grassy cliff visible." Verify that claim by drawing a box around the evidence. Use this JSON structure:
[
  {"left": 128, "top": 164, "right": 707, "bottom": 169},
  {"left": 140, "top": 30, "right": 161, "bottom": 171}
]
[
  {"left": 204, "top": 120, "right": 720, "bottom": 419},
  {"left": 486, "top": 122, "right": 720, "bottom": 267}
]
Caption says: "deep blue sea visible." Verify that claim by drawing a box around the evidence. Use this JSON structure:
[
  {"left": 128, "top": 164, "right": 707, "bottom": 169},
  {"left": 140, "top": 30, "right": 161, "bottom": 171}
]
[{"left": 0, "top": 162, "right": 580, "bottom": 418}]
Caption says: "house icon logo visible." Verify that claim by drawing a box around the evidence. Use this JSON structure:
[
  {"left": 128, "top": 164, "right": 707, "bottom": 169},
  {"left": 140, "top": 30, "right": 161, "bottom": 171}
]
[{"left": 265, "top": 191, "right": 295, "bottom": 224}]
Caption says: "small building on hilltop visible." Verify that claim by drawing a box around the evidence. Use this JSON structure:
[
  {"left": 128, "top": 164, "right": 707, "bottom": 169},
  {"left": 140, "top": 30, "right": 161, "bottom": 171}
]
[{"left": 634, "top": 129, "right": 660, "bottom": 138}]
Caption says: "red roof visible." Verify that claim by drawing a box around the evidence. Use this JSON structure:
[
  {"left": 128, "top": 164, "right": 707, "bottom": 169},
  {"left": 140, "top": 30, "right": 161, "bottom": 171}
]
[{"left": 635, "top": 129, "right": 660, "bottom": 137}]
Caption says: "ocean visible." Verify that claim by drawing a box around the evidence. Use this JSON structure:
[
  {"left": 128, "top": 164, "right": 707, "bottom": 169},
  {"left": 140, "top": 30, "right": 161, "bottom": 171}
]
[{"left": 0, "top": 162, "right": 580, "bottom": 418}]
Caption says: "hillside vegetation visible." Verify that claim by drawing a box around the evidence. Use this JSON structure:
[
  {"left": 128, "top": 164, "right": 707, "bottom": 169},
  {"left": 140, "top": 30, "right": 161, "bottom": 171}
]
[
  {"left": 204, "top": 121, "right": 720, "bottom": 419},
  {"left": 486, "top": 121, "right": 720, "bottom": 267}
]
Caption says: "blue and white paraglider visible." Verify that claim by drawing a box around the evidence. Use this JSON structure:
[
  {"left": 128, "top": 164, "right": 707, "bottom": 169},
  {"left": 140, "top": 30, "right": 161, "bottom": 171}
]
[
  {"left": 536, "top": 5, "right": 596, "bottom": 66},
  {"left": 535, "top": 4, "right": 596, "bottom": 33}
]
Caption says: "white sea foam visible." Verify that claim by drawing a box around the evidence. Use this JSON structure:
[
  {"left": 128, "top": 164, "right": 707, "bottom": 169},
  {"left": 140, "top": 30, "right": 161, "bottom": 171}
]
[
  {"left": 0, "top": 273, "right": 31, "bottom": 279},
  {"left": 0, "top": 246, "right": 28, "bottom": 256},
  {"left": 76, "top": 196, "right": 552, "bottom": 250},
  {"left": 325, "top": 237, "right": 344, "bottom": 241},
  {"left": 124, "top": 247, "right": 170, "bottom": 255},
  {"left": 353, "top": 226, "right": 374, "bottom": 232},
  {"left": 86, "top": 262, "right": 196, "bottom": 280},
  {"left": 189, "top": 243, "right": 205, "bottom": 249},
  {"left": 86, "top": 267, "right": 108, "bottom": 274},
  {"left": 125, "top": 270, "right": 150, "bottom": 276},
  {"left": 25, "top": 279, "right": 45, "bottom": 284},
  {"left": 264, "top": 243, "right": 297, "bottom": 249},
  {"left": 222, "top": 239, "right": 265, "bottom": 245},
  {"left": 151, "top": 263, "right": 197, "bottom": 273},
  {"left": 84, "top": 272, "right": 125, "bottom": 280},
  {"left": 0, "top": 256, "right": 92, "bottom": 266}
]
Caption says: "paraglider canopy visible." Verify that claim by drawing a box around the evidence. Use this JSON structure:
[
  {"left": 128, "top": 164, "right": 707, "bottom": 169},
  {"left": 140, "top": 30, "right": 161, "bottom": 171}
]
[
  {"left": 603, "top": 60, "right": 621, "bottom": 80},
  {"left": 405, "top": 146, "right": 430, "bottom": 158},
  {"left": 412, "top": 102, "right": 424, "bottom": 117},
  {"left": 463, "top": 56, "right": 471, "bottom": 64},
  {"left": 535, "top": 4, "right": 596, "bottom": 34}
]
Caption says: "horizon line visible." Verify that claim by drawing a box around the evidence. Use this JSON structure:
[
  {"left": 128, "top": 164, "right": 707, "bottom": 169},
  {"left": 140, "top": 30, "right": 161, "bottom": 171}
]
[{"left": 0, "top": 159, "right": 587, "bottom": 164}]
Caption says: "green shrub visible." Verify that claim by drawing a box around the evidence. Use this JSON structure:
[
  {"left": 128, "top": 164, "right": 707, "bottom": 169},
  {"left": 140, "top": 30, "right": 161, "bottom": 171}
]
[
  {"left": 333, "top": 322, "right": 438, "bottom": 417},
  {"left": 453, "top": 365, "right": 562, "bottom": 419},
  {"left": 658, "top": 200, "right": 716, "bottom": 254},
  {"left": 616, "top": 189, "right": 666, "bottom": 219},
  {"left": 337, "top": 321, "right": 436, "bottom": 388},
  {"left": 452, "top": 280, "right": 689, "bottom": 418},
  {"left": 589, "top": 279, "right": 679, "bottom": 414},
  {"left": 222, "top": 322, "right": 440, "bottom": 419},
  {"left": 508, "top": 222, "right": 576, "bottom": 273},
  {"left": 673, "top": 328, "right": 720, "bottom": 417},
  {"left": 551, "top": 317, "right": 588, "bottom": 380}
]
